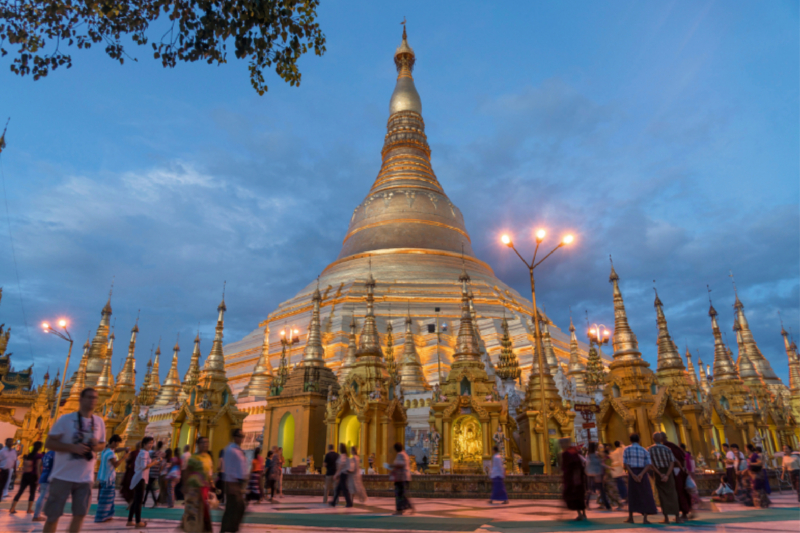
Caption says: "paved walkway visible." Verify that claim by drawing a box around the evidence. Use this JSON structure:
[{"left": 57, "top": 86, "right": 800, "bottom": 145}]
[{"left": 0, "top": 491, "right": 797, "bottom": 532}]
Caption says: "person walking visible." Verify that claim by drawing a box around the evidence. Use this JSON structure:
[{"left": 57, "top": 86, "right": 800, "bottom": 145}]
[
  {"left": 8, "top": 440, "right": 43, "bottom": 514},
  {"left": 323, "top": 444, "right": 339, "bottom": 505},
  {"left": 0, "top": 437, "right": 18, "bottom": 502},
  {"left": 488, "top": 446, "right": 508, "bottom": 505},
  {"left": 181, "top": 437, "right": 213, "bottom": 533},
  {"left": 622, "top": 433, "right": 657, "bottom": 525},
  {"left": 276, "top": 447, "right": 285, "bottom": 498},
  {"left": 157, "top": 448, "right": 173, "bottom": 506},
  {"left": 660, "top": 433, "right": 691, "bottom": 520},
  {"left": 144, "top": 440, "right": 165, "bottom": 508},
  {"left": 391, "top": 442, "right": 413, "bottom": 515},
  {"left": 559, "top": 438, "right": 587, "bottom": 521},
  {"left": 247, "top": 446, "right": 263, "bottom": 502},
  {"left": 265, "top": 449, "right": 278, "bottom": 503},
  {"left": 94, "top": 434, "right": 127, "bottom": 523},
  {"left": 42, "top": 388, "right": 106, "bottom": 533},
  {"left": 166, "top": 448, "right": 182, "bottom": 508},
  {"left": 609, "top": 441, "right": 627, "bottom": 501},
  {"left": 349, "top": 446, "right": 367, "bottom": 503},
  {"left": 220, "top": 429, "right": 247, "bottom": 533},
  {"left": 32, "top": 448, "right": 55, "bottom": 522},
  {"left": 585, "top": 442, "right": 609, "bottom": 510},
  {"left": 215, "top": 449, "right": 226, "bottom": 506},
  {"left": 649, "top": 432, "right": 682, "bottom": 524},
  {"left": 121, "top": 442, "right": 141, "bottom": 506},
  {"left": 600, "top": 448, "right": 623, "bottom": 510},
  {"left": 128, "top": 436, "right": 162, "bottom": 527},
  {"left": 781, "top": 445, "right": 800, "bottom": 492},
  {"left": 331, "top": 443, "right": 353, "bottom": 508}
]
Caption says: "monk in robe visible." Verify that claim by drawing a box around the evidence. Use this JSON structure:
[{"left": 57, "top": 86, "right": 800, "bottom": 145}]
[
  {"left": 559, "top": 438, "right": 587, "bottom": 521},
  {"left": 661, "top": 432, "right": 691, "bottom": 520}
]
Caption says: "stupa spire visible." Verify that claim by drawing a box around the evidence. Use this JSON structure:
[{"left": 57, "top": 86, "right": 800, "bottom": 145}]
[
  {"left": 566, "top": 315, "right": 586, "bottom": 393},
  {"left": 115, "top": 316, "right": 138, "bottom": 391},
  {"left": 608, "top": 258, "right": 642, "bottom": 361},
  {"left": 356, "top": 270, "right": 384, "bottom": 358},
  {"left": 390, "top": 22, "right": 420, "bottom": 115},
  {"left": 685, "top": 346, "right": 699, "bottom": 390},
  {"left": 155, "top": 335, "right": 182, "bottom": 406},
  {"left": 782, "top": 323, "right": 800, "bottom": 394},
  {"left": 654, "top": 288, "right": 686, "bottom": 372},
  {"left": 399, "top": 308, "right": 430, "bottom": 392},
  {"left": 540, "top": 318, "right": 559, "bottom": 373},
  {"left": 385, "top": 318, "right": 398, "bottom": 384},
  {"left": 202, "top": 287, "right": 227, "bottom": 373},
  {"left": 178, "top": 329, "right": 201, "bottom": 403},
  {"left": 239, "top": 326, "right": 274, "bottom": 399},
  {"left": 708, "top": 287, "right": 738, "bottom": 380},
  {"left": 697, "top": 356, "right": 710, "bottom": 393},
  {"left": 95, "top": 340, "right": 115, "bottom": 397},
  {"left": 62, "top": 341, "right": 89, "bottom": 413},
  {"left": 339, "top": 316, "right": 358, "bottom": 383},
  {"left": 732, "top": 294, "right": 780, "bottom": 383},
  {"left": 454, "top": 268, "right": 481, "bottom": 360},
  {"left": 734, "top": 322, "right": 759, "bottom": 380},
  {"left": 301, "top": 281, "right": 327, "bottom": 365}
]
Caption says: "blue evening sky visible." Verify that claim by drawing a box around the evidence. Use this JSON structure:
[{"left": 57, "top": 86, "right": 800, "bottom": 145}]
[{"left": 0, "top": 1, "right": 797, "bottom": 385}]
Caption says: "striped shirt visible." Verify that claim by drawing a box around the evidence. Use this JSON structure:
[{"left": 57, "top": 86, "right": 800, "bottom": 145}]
[{"left": 649, "top": 443, "right": 674, "bottom": 469}]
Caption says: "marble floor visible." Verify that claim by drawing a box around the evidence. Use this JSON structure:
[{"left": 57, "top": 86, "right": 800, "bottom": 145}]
[{"left": 0, "top": 490, "right": 796, "bottom": 532}]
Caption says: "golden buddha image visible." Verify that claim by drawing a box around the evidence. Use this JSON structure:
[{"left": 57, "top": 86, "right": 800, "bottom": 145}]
[{"left": 452, "top": 415, "right": 482, "bottom": 463}]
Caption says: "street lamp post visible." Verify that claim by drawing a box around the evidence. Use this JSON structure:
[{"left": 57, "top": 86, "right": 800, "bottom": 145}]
[
  {"left": 501, "top": 229, "right": 573, "bottom": 474},
  {"left": 42, "top": 319, "right": 73, "bottom": 424}
]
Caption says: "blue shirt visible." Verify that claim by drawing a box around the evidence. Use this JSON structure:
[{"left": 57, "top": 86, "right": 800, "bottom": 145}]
[
  {"left": 623, "top": 443, "right": 652, "bottom": 469},
  {"left": 39, "top": 451, "right": 55, "bottom": 484}
]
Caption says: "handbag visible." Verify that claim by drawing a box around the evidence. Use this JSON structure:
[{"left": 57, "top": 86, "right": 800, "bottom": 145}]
[{"left": 167, "top": 464, "right": 181, "bottom": 481}]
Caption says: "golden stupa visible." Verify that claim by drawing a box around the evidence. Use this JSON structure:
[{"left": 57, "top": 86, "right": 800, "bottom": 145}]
[{"left": 222, "top": 26, "right": 600, "bottom": 404}]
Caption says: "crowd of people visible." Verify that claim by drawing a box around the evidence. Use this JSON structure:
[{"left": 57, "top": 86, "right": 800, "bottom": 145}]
[
  {"left": 560, "top": 432, "right": 700, "bottom": 524},
  {"left": 0, "top": 386, "right": 797, "bottom": 532}
]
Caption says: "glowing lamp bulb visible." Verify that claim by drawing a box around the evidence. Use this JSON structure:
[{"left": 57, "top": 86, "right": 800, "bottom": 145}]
[
  {"left": 58, "top": 319, "right": 67, "bottom": 328},
  {"left": 280, "top": 330, "right": 286, "bottom": 337},
  {"left": 589, "top": 328, "right": 596, "bottom": 335},
  {"left": 501, "top": 234, "right": 511, "bottom": 246},
  {"left": 603, "top": 330, "right": 610, "bottom": 337},
  {"left": 535, "top": 229, "right": 546, "bottom": 240},
  {"left": 42, "top": 322, "right": 49, "bottom": 330},
  {"left": 293, "top": 329, "right": 299, "bottom": 335},
  {"left": 562, "top": 234, "right": 574, "bottom": 245}
]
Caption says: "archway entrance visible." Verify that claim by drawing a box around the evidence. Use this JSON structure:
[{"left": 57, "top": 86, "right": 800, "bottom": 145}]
[
  {"left": 278, "top": 413, "right": 295, "bottom": 465},
  {"left": 339, "top": 415, "right": 361, "bottom": 451}
]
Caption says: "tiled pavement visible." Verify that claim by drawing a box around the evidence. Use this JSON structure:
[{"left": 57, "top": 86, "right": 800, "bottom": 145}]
[{"left": 0, "top": 490, "right": 797, "bottom": 532}]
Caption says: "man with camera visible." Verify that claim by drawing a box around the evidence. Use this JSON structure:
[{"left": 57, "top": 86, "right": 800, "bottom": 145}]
[{"left": 43, "top": 387, "right": 106, "bottom": 533}]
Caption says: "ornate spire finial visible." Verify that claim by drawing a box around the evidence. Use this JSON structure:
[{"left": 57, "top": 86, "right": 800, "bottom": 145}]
[
  {"left": 607, "top": 259, "right": 642, "bottom": 361},
  {"left": 653, "top": 289, "right": 685, "bottom": 373},
  {"left": 356, "top": 270, "right": 382, "bottom": 358}
]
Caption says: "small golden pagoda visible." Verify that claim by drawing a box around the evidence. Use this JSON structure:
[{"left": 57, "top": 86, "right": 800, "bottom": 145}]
[
  {"left": 653, "top": 290, "right": 694, "bottom": 404},
  {"left": 597, "top": 262, "right": 661, "bottom": 448},
  {"left": 430, "top": 268, "right": 511, "bottom": 474},
  {"left": 566, "top": 317, "right": 586, "bottom": 394},
  {"left": 101, "top": 320, "right": 142, "bottom": 435},
  {"left": 18, "top": 371, "right": 57, "bottom": 452},
  {"left": 782, "top": 326, "right": 800, "bottom": 438},
  {"left": 178, "top": 332, "right": 202, "bottom": 404},
  {"left": 237, "top": 327, "right": 273, "bottom": 399},
  {"left": 141, "top": 342, "right": 162, "bottom": 406},
  {"left": 61, "top": 338, "right": 90, "bottom": 416},
  {"left": 399, "top": 311, "right": 431, "bottom": 393},
  {"left": 95, "top": 327, "right": 115, "bottom": 406},
  {"left": 705, "top": 296, "right": 749, "bottom": 449},
  {"left": 119, "top": 396, "right": 146, "bottom": 450},
  {"left": 326, "top": 273, "right": 407, "bottom": 472},
  {"left": 733, "top": 294, "right": 786, "bottom": 401},
  {"left": 172, "top": 295, "right": 246, "bottom": 455},
  {"left": 154, "top": 338, "right": 182, "bottom": 406},
  {"left": 262, "top": 284, "right": 339, "bottom": 467},
  {"left": 138, "top": 350, "right": 158, "bottom": 407},
  {"left": 64, "top": 293, "right": 112, "bottom": 395}
]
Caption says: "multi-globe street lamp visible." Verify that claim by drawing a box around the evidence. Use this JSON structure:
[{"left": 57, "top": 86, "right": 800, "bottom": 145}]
[
  {"left": 41, "top": 318, "right": 72, "bottom": 424},
  {"left": 501, "top": 229, "right": 574, "bottom": 474}
]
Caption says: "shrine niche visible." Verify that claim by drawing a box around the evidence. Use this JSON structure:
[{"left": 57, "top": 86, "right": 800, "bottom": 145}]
[{"left": 428, "top": 269, "right": 511, "bottom": 474}]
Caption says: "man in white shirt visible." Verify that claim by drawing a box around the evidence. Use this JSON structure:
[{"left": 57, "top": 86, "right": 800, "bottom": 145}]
[
  {"left": 610, "top": 441, "right": 628, "bottom": 501},
  {"left": 723, "top": 443, "right": 736, "bottom": 490},
  {"left": 43, "top": 387, "right": 106, "bottom": 533},
  {"left": 0, "top": 437, "right": 18, "bottom": 501},
  {"left": 221, "top": 429, "right": 247, "bottom": 533}
]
